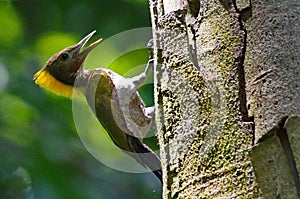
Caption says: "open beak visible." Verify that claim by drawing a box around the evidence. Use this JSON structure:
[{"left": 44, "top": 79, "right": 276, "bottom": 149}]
[{"left": 72, "top": 30, "right": 102, "bottom": 61}]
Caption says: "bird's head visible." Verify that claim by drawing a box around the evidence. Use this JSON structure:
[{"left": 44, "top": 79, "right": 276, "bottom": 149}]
[{"left": 34, "top": 30, "right": 102, "bottom": 98}]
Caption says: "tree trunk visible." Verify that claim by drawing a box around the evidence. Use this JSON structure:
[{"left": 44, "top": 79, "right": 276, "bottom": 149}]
[{"left": 149, "top": 0, "right": 300, "bottom": 198}]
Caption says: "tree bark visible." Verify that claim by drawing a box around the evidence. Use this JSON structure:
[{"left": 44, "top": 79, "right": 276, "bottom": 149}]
[{"left": 149, "top": 0, "right": 300, "bottom": 198}]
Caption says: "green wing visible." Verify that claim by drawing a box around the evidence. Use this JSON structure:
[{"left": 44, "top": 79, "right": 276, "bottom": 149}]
[{"left": 85, "top": 69, "right": 131, "bottom": 151}]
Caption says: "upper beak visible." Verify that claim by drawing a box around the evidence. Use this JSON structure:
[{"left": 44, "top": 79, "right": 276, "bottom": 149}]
[{"left": 72, "top": 30, "right": 102, "bottom": 59}]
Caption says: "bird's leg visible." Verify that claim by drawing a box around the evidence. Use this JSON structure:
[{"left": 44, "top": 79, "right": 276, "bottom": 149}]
[
  {"left": 132, "top": 59, "right": 155, "bottom": 119},
  {"left": 116, "top": 58, "right": 154, "bottom": 105},
  {"left": 142, "top": 41, "right": 156, "bottom": 120},
  {"left": 129, "top": 59, "right": 155, "bottom": 130},
  {"left": 131, "top": 59, "right": 154, "bottom": 91}
]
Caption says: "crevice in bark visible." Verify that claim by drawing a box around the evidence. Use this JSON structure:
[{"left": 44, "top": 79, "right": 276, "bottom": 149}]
[
  {"left": 249, "top": 115, "right": 255, "bottom": 145},
  {"left": 166, "top": 161, "right": 180, "bottom": 198},
  {"left": 219, "top": 0, "right": 232, "bottom": 11},
  {"left": 187, "top": 0, "right": 200, "bottom": 18},
  {"left": 184, "top": 3, "right": 200, "bottom": 71},
  {"left": 232, "top": 1, "right": 252, "bottom": 122},
  {"left": 240, "top": 6, "right": 252, "bottom": 22},
  {"left": 277, "top": 117, "right": 300, "bottom": 198},
  {"left": 186, "top": 23, "right": 200, "bottom": 70}
]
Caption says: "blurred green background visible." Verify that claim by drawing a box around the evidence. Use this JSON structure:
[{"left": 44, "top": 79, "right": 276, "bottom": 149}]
[{"left": 0, "top": 0, "right": 161, "bottom": 198}]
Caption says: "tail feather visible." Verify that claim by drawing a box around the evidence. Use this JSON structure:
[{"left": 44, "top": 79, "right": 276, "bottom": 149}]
[{"left": 126, "top": 135, "right": 162, "bottom": 182}]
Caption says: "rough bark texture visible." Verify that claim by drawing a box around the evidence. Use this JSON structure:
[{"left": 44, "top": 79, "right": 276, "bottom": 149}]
[
  {"left": 246, "top": 1, "right": 300, "bottom": 198},
  {"left": 149, "top": 0, "right": 300, "bottom": 198}
]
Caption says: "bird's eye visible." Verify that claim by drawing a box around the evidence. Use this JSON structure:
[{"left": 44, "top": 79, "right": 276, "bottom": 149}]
[{"left": 61, "top": 52, "right": 70, "bottom": 61}]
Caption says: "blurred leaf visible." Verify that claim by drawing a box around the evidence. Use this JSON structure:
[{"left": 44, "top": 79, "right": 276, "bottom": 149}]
[
  {"left": 0, "top": 3, "right": 23, "bottom": 48},
  {"left": 35, "top": 32, "right": 77, "bottom": 59},
  {"left": 0, "top": 93, "right": 37, "bottom": 146},
  {"left": 108, "top": 49, "right": 149, "bottom": 75},
  {"left": 0, "top": 167, "right": 33, "bottom": 199},
  {"left": 83, "top": 40, "right": 119, "bottom": 70}
]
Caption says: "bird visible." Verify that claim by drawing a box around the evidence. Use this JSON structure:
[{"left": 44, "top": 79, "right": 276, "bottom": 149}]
[{"left": 34, "top": 30, "right": 162, "bottom": 182}]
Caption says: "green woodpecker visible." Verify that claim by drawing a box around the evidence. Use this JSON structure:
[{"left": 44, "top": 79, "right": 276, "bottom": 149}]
[{"left": 34, "top": 31, "right": 162, "bottom": 182}]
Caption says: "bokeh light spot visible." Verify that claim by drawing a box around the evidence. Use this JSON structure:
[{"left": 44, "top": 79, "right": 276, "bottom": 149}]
[
  {"left": 35, "top": 32, "right": 77, "bottom": 58},
  {"left": 0, "top": 4, "right": 22, "bottom": 48}
]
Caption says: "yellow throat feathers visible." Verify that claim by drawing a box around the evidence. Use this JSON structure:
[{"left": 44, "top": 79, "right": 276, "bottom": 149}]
[{"left": 34, "top": 68, "right": 76, "bottom": 99}]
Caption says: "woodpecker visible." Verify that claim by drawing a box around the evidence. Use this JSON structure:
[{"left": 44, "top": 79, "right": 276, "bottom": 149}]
[{"left": 34, "top": 31, "right": 162, "bottom": 182}]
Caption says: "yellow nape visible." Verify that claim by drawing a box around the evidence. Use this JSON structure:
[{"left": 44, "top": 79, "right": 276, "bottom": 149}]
[{"left": 34, "top": 68, "right": 75, "bottom": 99}]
